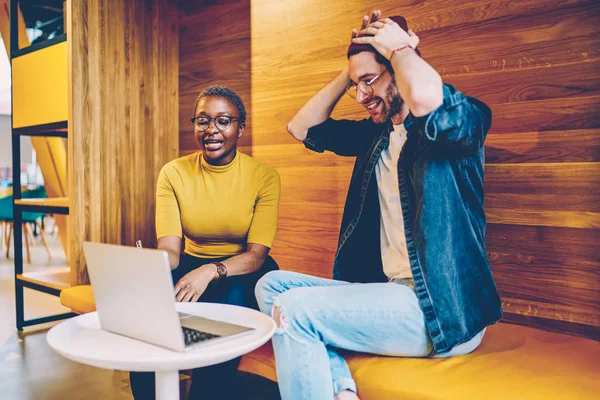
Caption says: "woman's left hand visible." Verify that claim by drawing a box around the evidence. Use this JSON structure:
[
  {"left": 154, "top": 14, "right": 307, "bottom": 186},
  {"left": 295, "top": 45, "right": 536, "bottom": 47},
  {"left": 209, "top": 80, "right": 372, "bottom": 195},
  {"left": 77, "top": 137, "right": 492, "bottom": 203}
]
[{"left": 174, "top": 264, "right": 218, "bottom": 302}]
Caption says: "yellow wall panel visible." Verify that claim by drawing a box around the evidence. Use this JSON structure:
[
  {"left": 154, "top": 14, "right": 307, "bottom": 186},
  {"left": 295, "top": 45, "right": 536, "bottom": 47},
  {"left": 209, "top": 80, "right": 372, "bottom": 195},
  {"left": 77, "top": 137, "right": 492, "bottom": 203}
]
[{"left": 12, "top": 41, "right": 68, "bottom": 128}]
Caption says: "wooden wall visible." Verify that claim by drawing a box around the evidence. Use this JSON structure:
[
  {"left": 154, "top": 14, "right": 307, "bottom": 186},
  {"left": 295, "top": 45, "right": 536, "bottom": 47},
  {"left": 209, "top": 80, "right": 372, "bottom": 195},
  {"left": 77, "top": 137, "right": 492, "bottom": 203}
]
[
  {"left": 69, "top": 0, "right": 179, "bottom": 284},
  {"left": 179, "top": 0, "right": 600, "bottom": 339},
  {"left": 179, "top": 0, "right": 252, "bottom": 153}
]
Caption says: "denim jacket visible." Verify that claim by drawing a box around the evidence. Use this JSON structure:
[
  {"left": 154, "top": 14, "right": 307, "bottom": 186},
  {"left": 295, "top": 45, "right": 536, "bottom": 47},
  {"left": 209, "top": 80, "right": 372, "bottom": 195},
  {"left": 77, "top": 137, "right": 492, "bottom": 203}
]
[{"left": 303, "top": 84, "right": 502, "bottom": 353}]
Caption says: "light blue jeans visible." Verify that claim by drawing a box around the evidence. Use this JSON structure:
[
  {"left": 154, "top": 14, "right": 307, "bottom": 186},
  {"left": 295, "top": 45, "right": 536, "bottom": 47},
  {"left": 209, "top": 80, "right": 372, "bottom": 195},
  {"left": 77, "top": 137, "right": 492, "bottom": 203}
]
[{"left": 255, "top": 270, "right": 485, "bottom": 400}]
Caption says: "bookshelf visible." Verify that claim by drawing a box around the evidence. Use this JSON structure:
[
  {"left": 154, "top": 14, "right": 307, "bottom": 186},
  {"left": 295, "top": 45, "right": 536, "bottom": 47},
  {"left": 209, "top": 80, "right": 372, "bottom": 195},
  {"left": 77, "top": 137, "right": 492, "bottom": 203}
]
[{"left": 9, "top": 0, "right": 75, "bottom": 330}]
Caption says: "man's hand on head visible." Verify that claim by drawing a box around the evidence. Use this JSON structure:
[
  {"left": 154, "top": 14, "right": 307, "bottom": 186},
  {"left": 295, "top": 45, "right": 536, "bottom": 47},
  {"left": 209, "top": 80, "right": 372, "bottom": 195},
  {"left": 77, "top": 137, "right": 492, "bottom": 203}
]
[
  {"left": 351, "top": 9, "right": 381, "bottom": 41},
  {"left": 352, "top": 17, "right": 420, "bottom": 60}
]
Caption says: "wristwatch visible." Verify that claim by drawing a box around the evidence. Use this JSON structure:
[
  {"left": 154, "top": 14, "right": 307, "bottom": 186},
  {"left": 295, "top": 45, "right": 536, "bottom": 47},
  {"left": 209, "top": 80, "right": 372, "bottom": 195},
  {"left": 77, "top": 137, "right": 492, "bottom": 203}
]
[{"left": 213, "top": 261, "right": 228, "bottom": 282}]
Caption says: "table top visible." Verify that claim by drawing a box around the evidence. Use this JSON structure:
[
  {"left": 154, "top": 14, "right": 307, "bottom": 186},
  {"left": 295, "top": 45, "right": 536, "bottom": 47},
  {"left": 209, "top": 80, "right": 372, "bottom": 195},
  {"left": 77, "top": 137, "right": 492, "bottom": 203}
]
[{"left": 46, "top": 302, "right": 276, "bottom": 372}]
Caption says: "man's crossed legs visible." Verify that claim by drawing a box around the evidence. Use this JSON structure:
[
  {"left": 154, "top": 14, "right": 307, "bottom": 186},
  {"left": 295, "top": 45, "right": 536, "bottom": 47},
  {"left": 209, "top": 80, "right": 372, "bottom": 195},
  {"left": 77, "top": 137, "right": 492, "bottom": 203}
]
[{"left": 255, "top": 271, "right": 484, "bottom": 400}]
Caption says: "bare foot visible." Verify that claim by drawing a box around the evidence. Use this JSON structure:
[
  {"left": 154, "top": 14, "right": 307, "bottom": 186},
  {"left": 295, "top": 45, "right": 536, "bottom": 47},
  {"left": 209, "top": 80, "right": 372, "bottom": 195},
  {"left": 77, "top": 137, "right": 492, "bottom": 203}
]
[{"left": 335, "top": 389, "right": 360, "bottom": 400}]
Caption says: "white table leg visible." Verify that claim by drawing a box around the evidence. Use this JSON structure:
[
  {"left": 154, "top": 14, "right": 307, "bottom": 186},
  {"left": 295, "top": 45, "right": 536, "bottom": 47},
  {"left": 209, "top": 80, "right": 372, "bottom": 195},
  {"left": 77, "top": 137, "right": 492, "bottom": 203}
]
[{"left": 155, "top": 370, "right": 180, "bottom": 400}]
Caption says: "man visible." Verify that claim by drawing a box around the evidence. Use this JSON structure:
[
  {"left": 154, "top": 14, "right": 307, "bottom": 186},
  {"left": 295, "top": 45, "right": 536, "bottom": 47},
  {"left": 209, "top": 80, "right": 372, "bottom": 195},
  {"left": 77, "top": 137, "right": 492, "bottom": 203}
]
[{"left": 256, "top": 11, "right": 502, "bottom": 400}]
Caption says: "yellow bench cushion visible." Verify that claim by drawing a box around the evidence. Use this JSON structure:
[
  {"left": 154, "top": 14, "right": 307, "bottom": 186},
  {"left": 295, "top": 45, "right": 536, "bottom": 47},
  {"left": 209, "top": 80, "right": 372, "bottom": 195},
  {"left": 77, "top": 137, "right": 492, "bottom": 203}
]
[
  {"left": 239, "top": 323, "right": 600, "bottom": 400},
  {"left": 60, "top": 285, "right": 96, "bottom": 314},
  {"left": 61, "top": 285, "right": 600, "bottom": 399}
]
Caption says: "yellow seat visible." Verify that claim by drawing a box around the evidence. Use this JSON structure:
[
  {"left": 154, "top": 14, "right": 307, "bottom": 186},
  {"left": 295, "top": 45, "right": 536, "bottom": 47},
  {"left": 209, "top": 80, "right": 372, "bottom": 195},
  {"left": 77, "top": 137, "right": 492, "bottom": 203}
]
[
  {"left": 239, "top": 323, "right": 600, "bottom": 400},
  {"left": 60, "top": 285, "right": 96, "bottom": 314},
  {"left": 62, "top": 285, "right": 600, "bottom": 399}
]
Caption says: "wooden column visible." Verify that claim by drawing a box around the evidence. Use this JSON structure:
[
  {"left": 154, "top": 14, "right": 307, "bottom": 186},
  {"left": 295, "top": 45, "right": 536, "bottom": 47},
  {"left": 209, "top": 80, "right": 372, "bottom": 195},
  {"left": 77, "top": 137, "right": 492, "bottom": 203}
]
[{"left": 69, "top": 0, "right": 179, "bottom": 285}]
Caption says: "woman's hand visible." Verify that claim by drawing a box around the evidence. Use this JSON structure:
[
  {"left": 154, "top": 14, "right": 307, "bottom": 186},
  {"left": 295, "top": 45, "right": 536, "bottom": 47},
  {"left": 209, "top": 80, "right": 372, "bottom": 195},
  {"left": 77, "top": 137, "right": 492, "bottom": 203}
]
[{"left": 174, "top": 264, "right": 219, "bottom": 302}]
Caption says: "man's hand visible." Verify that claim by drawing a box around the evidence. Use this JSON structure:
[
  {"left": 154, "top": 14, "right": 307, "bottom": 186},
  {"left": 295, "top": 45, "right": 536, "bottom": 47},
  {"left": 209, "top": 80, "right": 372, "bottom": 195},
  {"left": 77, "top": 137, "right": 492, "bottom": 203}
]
[
  {"left": 351, "top": 10, "right": 381, "bottom": 40},
  {"left": 174, "top": 264, "right": 219, "bottom": 302},
  {"left": 352, "top": 18, "right": 420, "bottom": 60}
]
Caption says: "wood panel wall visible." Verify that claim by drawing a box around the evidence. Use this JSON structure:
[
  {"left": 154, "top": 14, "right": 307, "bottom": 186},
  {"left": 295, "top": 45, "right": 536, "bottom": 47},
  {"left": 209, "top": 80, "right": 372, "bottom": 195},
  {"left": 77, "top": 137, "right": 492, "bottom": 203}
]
[
  {"left": 69, "top": 0, "right": 179, "bottom": 284},
  {"left": 179, "top": 0, "right": 600, "bottom": 339},
  {"left": 179, "top": 0, "right": 251, "bottom": 153}
]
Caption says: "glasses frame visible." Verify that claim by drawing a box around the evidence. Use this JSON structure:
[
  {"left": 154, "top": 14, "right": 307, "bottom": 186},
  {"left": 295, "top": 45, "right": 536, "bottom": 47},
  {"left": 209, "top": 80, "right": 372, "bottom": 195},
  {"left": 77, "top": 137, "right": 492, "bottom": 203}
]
[
  {"left": 345, "top": 69, "right": 388, "bottom": 99},
  {"left": 190, "top": 115, "right": 240, "bottom": 132}
]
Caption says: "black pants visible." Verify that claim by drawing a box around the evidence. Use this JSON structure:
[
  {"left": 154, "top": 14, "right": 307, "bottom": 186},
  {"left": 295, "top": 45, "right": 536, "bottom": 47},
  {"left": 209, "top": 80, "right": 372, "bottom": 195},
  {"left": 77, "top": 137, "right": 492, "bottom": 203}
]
[{"left": 130, "top": 254, "right": 279, "bottom": 400}]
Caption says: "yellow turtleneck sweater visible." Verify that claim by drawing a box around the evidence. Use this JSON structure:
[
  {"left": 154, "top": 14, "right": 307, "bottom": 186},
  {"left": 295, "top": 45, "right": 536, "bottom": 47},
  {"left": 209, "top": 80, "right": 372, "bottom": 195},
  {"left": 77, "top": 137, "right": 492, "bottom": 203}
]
[{"left": 155, "top": 151, "right": 280, "bottom": 258}]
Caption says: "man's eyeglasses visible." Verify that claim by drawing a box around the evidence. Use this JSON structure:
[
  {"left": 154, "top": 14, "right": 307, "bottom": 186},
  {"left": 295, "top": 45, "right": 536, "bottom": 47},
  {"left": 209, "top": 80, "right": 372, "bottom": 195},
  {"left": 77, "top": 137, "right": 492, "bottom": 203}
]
[
  {"left": 191, "top": 115, "right": 239, "bottom": 132},
  {"left": 345, "top": 69, "right": 388, "bottom": 99}
]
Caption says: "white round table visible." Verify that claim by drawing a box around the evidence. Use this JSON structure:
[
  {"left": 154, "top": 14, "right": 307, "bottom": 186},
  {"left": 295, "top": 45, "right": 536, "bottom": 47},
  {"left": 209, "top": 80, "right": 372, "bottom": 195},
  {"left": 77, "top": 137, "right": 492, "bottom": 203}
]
[{"left": 47, "top": 302, "right": 276, "bottom": 400}]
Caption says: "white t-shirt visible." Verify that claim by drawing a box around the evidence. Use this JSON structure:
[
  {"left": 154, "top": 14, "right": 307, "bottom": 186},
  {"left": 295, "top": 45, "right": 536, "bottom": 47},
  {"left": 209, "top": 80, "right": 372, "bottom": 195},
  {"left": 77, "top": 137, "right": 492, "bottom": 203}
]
[{"left": 375, "top": 124, "right": 412, "bottom": 280}]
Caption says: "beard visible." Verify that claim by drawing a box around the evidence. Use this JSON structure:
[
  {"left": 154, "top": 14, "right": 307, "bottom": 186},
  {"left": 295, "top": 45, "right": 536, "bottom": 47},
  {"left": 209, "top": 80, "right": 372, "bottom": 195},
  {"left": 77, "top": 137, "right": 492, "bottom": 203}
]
[{"left": 373, "top": 80, "right": 404, "bottom": 124}]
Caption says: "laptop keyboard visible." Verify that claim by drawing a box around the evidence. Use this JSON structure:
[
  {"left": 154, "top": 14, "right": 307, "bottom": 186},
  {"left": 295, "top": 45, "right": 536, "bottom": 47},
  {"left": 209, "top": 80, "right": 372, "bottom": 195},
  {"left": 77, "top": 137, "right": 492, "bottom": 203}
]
[{"left": 182, "top": 327, "right": 221, "bottom": 346}]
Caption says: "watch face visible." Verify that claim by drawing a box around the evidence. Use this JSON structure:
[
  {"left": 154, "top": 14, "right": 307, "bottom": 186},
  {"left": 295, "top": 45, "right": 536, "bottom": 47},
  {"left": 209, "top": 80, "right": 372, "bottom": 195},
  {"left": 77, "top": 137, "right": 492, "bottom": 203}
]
[{"left": 215, "top": 263, "right": 227, "bottom": 280}]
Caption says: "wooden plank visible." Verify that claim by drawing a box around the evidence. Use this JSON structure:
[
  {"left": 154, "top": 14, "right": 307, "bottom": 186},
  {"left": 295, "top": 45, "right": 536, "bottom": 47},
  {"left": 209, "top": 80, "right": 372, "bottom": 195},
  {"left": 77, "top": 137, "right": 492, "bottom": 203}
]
[
  {"left": 17, "top": 268, "right": 71, "bottom": 291},
  {"left": 485, "top": 162, "right": 599, "bottom": 194},
  {"left": 485, "top": 161, "right": 599, "bottom": 229},
  {"left": 500, "top": 297, "right": 599, "bottom": 328},
  {"left": 492, "top": 255, "right": 600, "bottom": 319},
  {"left": 488, "top": 96, "right": 599, "bottom": 135},
  {"left": 14, "top": 198, "right": 69, "bottom": 208},
  {"left": 486, "top": 224, "right": 599, "bottom": 264},
  {"left": 486, "top": 209, "right": 600, "bottom": 229},
  {"left": 502, "top": 313, "right": 600, "bottom": 341},
  {"left": 449, "top": 61, "right": 600, "bottom": 105},
  {"left": 70, "top": 0, "right": 179, "bottom": 285},
  {"left": 488, "top": 250, "right": 600, "bottom": 287},
  {"left": 485, "top": 129, "right": 600, "bottom": 164},
  {"left": 485, "top": 193, "right": 600, "bottom": 213}
]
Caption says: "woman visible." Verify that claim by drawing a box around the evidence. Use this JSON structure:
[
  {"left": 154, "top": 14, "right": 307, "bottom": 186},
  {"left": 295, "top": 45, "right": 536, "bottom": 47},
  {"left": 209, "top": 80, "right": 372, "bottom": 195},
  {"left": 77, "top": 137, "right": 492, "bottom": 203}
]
[{"left": 130, "top": 85, "right": 280, "bottom": 400}]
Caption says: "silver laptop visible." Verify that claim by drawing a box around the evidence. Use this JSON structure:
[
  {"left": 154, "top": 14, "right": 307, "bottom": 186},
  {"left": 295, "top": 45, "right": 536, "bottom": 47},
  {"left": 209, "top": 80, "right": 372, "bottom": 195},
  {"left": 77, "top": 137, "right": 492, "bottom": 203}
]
[{"left": 82, "top": 241, "right": 254, "bottom": 351}]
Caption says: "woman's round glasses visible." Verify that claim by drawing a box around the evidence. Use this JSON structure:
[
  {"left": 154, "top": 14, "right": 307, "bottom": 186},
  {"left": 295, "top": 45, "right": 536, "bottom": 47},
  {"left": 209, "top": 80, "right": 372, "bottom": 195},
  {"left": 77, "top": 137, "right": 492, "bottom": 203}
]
[
  {"left": 191, "top": 115, "right": 239, "bottom": 132},
  {"left": 345, "top": 69, "right": 388, "bottom": 99}
]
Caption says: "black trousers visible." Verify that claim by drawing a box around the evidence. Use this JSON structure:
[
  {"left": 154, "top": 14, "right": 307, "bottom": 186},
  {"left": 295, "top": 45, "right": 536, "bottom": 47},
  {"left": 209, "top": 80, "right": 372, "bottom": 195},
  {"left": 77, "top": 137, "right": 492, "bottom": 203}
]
[{"left": 130, "top": 253, "right": 279, "bottom": 400}]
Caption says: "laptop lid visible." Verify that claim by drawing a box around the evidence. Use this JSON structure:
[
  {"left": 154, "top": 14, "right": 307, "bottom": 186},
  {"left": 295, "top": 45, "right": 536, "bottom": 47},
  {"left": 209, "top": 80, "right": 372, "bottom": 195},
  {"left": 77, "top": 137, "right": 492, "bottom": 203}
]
[{"left": 83, "top": 241, "right": 186, "bottom": 351}]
